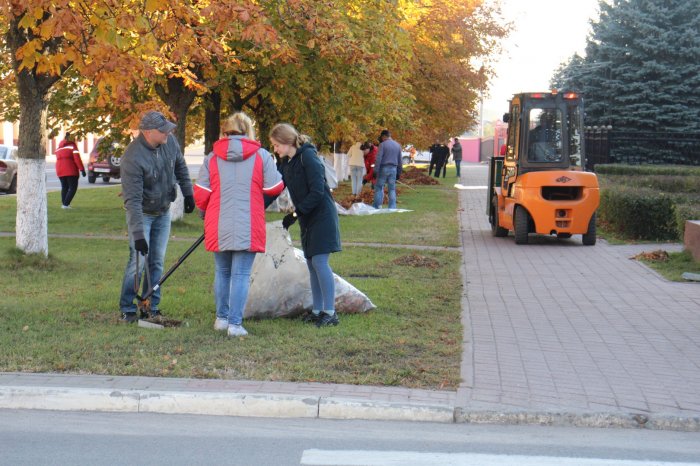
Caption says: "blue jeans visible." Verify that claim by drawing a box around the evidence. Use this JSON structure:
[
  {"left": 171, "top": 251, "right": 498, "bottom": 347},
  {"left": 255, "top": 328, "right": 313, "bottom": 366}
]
[
  {"left": 306, "top": 254, "right": 335, "bottom": 311},
  {"left": 350, "top": 166, "right": 364, "bottom": 195},
  {"left": 214, "top": 251, "right": 256, "bottom": 325},
  {"left": 455, "top": 160, "right": 461, "bottom": 177},
  {"left": 373, "top": 165, "right": 397, "bottom": 209},
  {"left": 119, "top": 211, "right": 171, "bottom": 313}
]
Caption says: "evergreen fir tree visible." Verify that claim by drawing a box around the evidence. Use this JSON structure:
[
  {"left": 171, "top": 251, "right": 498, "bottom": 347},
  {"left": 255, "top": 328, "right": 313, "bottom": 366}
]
[{"left": 552, "top": 0, "right": 700, "bottom": 133}]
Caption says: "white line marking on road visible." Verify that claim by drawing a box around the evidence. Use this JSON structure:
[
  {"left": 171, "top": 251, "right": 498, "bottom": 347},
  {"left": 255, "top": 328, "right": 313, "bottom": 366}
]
[
  {"left": 454, "top": 184, "right": 488, "bottom": 190},
  {"left": 300, "top": 450, "right": 700, "bottom": 466}
]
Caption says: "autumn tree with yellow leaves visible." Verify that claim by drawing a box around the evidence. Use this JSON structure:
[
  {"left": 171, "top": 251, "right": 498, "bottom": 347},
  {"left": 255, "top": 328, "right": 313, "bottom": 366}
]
[{"left": 0, "top": 0, "right": 506, "bottom": 256}]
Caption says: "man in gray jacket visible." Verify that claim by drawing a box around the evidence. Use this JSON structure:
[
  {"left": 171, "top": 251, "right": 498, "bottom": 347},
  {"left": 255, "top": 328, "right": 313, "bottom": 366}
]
[
  {"left": 372, "top": 129, "right": 403, "bottom": 209},
  {"left": 119, "top": 111, "right": 195, "bottom": 323}
]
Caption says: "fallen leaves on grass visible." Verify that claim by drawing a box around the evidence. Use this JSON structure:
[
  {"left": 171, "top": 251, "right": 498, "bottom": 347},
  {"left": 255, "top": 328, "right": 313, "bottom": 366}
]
[
  {"left": 632, "top": 250, "right": 670, "bottom": 262},
  {"left": 392, "top": 254, "right": 440, "bottom": 269},
  {"left": 400, "top": 166, "right": 440, "bottom": 185}
]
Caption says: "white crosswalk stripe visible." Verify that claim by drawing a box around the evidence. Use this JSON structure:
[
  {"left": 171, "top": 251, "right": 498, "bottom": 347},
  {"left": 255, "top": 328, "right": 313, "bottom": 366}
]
[{"left": 300, "top": 450, "right": 700, "bottom": 466}]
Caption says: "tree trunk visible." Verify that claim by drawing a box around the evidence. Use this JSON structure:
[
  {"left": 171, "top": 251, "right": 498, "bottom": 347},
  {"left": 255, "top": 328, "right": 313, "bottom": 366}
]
[
  {"left": 204, "top": 90, "right": 221, "bottom": 155},
  {"left": 156, "top": 76, "right": 197, "bottom": 222},
  {"left": 14, "top": 70, "right": 52, "bottom": 256},
  {"left": 7, "top": 14, "right": 60, "bottom": 257}
]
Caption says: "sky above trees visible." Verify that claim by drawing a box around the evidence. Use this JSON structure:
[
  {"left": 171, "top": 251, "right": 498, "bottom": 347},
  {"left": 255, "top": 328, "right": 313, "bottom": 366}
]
[{"left": 481, "top": 0, "right": 599, "bottom": 121}]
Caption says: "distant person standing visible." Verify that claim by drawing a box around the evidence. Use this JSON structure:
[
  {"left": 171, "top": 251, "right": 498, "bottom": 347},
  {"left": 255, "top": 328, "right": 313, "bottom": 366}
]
[
  {"left": 361, "top": 141, "right": 377, "bottom": 188},
  {"left": 54, "top": 133, "right": 85, "bottom": 209},
  {"left": 372, "top": 129, "right": 402, "bottom": 209},
  {"left": 433, "top": 142, "right": 449, "bottom": 179},
  {"left": 451, "top": 138, "right": 463, "bottom": 177},
  {"left": 428, "top": 141, "right": 439, "bottom": 176},
  {"left": 347, "top": 141, "right": 365, "bottom": 197}
]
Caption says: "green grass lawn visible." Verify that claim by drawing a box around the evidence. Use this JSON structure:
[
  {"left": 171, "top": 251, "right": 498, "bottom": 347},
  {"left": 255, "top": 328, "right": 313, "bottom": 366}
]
[
  {"left": 0, "top": 175, "right": 463, "bottom": 389},
  {"left": 637, "top": 250, "right": 700, "bottom": 282}
]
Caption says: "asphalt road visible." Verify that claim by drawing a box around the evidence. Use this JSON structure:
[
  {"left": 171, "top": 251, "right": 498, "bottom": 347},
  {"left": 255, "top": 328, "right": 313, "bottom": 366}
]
[{"left": 1, "top": 410, "right": 699, "bottom": 466}]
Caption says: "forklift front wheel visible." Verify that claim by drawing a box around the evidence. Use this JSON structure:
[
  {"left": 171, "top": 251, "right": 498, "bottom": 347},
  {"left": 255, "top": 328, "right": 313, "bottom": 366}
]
[
  {"left": 491, "top": 197, "right": 508, "bottom": 237},
  {"left": 514, "top": 205, "right": 530, "bottom": 245},
  {"left": 582, "top": 213, "right": 597, "bottom": 246}
]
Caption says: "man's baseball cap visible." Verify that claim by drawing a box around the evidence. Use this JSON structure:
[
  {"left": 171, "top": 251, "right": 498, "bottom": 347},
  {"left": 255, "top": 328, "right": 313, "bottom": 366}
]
[{"left": 139, "top": 111, "right": 177, "bottom": 133}]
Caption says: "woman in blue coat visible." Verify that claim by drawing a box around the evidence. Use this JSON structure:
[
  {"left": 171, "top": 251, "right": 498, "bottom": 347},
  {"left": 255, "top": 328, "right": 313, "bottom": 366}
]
[{"left": 269, "top": 123, "right": 341, "bottom": 327}]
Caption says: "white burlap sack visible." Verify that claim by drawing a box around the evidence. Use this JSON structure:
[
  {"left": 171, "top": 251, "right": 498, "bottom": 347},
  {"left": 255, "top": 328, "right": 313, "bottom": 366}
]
[{"left": 244, "top": 222, "right": 375, "bottom": 318}]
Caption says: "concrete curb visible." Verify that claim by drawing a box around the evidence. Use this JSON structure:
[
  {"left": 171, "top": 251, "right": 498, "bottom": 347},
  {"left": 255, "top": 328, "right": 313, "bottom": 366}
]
[
  {"left": 319, "top": 398, "right": 454, "bottom": 423},
  {"left": 454, "top": 408, "right": 700, "bottom": 432},
  {"left": 0, "top": 385, "right": 453, "bottom": 423},
  {"left": 2, "top": 384, "right": 699, "bottom": 430}
]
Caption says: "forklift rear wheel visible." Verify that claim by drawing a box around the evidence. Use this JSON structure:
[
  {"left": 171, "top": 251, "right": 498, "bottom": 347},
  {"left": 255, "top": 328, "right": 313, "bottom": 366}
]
[
  {"left": 514, "top": 205, "right": 530, "bottom": 245},
  {"left": 582, "top": 213, "right": 597, "bottom": 246},
  {"left": 491, "top": 197, "right": 508, "bottom": 237}
]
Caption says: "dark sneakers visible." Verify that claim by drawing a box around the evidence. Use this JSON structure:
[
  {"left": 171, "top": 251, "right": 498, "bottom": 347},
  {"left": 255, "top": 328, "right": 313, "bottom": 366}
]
[
  {"left": 315, "top": 312, "right": 339, "bottom": 327},
  {"left": 301, "top": 311, "right": 322, "bottom": 324},
  {"left": 120, "top": 313, "right": 138, "bottom": 324}
]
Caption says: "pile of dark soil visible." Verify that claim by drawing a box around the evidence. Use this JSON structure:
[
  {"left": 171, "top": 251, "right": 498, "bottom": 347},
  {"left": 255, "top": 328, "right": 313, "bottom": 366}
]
[{"left": 392, "top": 253, "right": 440, "bottom": 269}]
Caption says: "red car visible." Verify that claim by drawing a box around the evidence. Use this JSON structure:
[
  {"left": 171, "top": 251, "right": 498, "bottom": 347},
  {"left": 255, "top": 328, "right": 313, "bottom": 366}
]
[{"left": 87, "top": 138, "right": 121, "bottom": 184}]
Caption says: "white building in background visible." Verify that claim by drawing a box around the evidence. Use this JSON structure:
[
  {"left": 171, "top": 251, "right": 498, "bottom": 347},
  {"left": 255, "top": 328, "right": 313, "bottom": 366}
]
[
  {"left": 1, "top": 121, "right": 17, "bottom": 147},
  {"left": 1, "top": 119, "right": 97, "bottom": 160}
]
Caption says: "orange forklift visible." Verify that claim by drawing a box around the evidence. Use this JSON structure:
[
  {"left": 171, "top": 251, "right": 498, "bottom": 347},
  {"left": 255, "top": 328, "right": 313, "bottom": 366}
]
[{"left": 488, "top": 91, "right": 599, "bottom": 245}]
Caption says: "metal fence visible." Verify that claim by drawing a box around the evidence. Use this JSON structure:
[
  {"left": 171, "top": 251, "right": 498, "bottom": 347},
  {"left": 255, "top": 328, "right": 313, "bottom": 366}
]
[{"left": 584, "top": 127, "right": 700, "bottom": 170}]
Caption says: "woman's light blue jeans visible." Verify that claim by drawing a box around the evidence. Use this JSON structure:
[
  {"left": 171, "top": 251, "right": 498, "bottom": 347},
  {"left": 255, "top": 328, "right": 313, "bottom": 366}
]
[
  {"left": 119, "top": 211, "right": 171, "bottom": 313},
  {"left": 306, "top": 254, "right": 335, "bottom": 311},
  {"left": 214, "top": 250, "right": 256, "bottom": 325},
  {"left": 350, "top": 165, "right": 364, "bottom": 195}
]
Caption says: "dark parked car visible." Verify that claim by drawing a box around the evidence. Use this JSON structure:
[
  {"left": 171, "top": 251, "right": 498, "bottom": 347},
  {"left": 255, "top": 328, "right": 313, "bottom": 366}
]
[
  {"left": 87, "top": 138, "right": 121, "bottom": 183},
  {"left": 0, "top": 144, "right": 18, "bottom": 194}
]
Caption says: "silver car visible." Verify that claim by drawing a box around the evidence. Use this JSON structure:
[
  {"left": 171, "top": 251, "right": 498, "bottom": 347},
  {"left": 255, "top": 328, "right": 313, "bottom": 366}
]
[{"left": 0, "top": 144, "right": 18, "bottom": 194}]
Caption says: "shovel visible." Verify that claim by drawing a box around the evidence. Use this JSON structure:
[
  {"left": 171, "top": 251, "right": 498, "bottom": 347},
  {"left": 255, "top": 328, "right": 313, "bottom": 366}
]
[{"left": 135, "top": 234, "right": 205, "bottom": 329}]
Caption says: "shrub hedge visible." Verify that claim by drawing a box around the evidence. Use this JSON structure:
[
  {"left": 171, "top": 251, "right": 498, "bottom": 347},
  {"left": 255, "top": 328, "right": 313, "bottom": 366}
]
[
  {"left": 598, "top": 187, "right": 677, "bottom": 240},
  {"left": 595, "top": 164, "right": 700, "bottom": 177},
  {"left": 596, "top": 164, "right": 700, "bottom": 241}
]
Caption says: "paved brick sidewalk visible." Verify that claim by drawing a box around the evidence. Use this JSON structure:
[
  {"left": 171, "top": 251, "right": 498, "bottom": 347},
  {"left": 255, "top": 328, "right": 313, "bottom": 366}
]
[{"left": 455, "top": 163, "right": 700, "bottom": 425}]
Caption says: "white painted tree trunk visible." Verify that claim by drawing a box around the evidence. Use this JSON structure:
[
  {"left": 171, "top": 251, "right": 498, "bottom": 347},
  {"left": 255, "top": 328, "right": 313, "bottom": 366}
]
[
  {"left": 16, "top": 158, "right": 48, "bottom": 256},
  {"left": 170, "top": 188, "right": 184, "bottom": 222}
]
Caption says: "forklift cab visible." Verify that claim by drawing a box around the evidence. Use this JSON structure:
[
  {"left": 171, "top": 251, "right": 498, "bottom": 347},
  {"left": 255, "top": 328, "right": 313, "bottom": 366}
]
[{"left": 502, "top": 91, "right": 584, "bottom": 176}]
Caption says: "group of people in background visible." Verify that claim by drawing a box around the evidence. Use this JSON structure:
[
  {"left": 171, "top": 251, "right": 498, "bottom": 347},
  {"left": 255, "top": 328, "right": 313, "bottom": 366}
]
[
  {"left": 118, "top": 109, "right": 342, "bottom": 337},
  {"left": 348, "top": 132, "right": 463, "bottom": 208},
  {"left": 428, "top": 138, "right": 462, "bottom": 178},
  {"left": 346, "top": 130, "right": 403, "bottom": 209}
]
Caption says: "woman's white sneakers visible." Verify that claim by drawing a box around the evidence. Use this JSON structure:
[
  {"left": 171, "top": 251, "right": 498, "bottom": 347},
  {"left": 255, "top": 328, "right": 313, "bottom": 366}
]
[
  {"left": 227, "top": 324, "right": 248, "bottom": 337},
  {"left": 214, "top": 318, "right": 229, "bottom": 331}
]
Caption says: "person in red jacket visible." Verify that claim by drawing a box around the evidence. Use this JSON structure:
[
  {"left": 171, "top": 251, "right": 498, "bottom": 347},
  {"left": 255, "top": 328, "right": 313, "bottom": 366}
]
[
  {"left": 55, "top": 133, "right": 85, "bottom": 209},
  {"left": 361, "top": 141, "right": 377, "bottom": 188}
]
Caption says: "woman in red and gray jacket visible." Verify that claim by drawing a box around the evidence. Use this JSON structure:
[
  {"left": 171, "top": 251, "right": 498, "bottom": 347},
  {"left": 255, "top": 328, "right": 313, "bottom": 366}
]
[
  {"left": 54, "top": 133, "right": 85, "bottom": 209},
  {"left": 194, "top": 112, "right": 285, "bottom": 337}
]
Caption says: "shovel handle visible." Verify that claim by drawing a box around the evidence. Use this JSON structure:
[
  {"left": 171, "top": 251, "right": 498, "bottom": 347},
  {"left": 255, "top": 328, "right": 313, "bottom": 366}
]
[{"left": 139, "top": 234, "right": 204, "bottom": 302}]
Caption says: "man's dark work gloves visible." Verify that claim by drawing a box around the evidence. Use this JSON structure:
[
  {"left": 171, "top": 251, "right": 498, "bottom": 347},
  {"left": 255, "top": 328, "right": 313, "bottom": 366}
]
[
  {"left": 134, "top": 238, "right": 149, "bottom": 256},
  {"left": 81, "top": 170, "right": 86, "bottom": 177},
  {"left": 184, "top": 195, "right": 195, "bottom": 213},
  {"left": 282, "top": 213, "right": 297, "bottom": 230}
]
